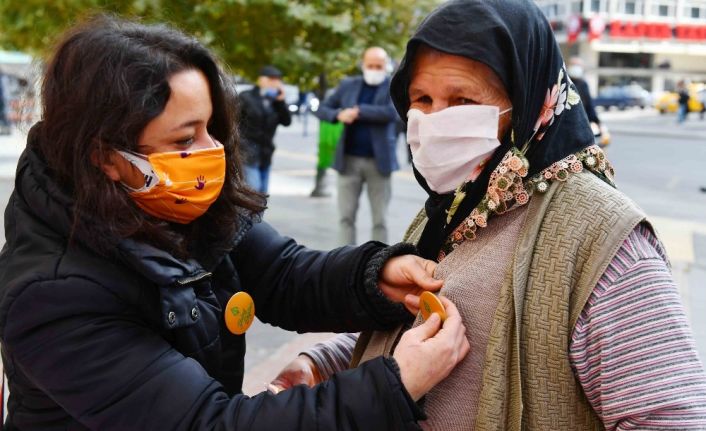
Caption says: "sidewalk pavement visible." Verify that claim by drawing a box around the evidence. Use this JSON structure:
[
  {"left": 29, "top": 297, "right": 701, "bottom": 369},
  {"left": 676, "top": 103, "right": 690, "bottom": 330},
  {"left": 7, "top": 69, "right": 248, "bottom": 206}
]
[
  {"left": 601, "top": 108, "right": 706, "bottom": 141},
  {"left": 0, "top": 128, "right": 26, "bottom": 179}
]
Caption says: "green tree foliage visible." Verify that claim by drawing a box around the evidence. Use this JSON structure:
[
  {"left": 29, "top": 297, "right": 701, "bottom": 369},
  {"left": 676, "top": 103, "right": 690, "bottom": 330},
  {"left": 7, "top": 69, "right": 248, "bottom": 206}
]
[{"left": 0, "top": 0, "right": 441, "bottom": 92}]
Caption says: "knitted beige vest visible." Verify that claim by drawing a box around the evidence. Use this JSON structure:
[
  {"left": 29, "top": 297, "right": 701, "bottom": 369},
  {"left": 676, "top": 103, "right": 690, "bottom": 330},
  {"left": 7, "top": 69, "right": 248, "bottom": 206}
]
[{"left": 351, "top": 172, "right": 647, "bottom": 430}]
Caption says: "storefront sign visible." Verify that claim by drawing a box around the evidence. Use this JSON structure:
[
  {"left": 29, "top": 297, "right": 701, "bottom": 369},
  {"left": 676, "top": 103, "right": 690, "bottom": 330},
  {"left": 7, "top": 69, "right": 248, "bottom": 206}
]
[
  {"left": 675, "top": 25, "right": 706, "bottom": 40},
  {"left": 567, "top": 15, "right": 582, "bottom": 43},
  {"left": 609, "top": 21, "right": 706, "bottom": 41},
  {"left": 589, "top": 16, "right": 606, "bottom": 41}
]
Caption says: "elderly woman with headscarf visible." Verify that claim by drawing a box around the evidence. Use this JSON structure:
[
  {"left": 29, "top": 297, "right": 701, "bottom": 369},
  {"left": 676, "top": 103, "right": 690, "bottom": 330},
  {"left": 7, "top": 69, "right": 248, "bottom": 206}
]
[{"left": 271, "top": 0, "right": 706, "bottom": 429}]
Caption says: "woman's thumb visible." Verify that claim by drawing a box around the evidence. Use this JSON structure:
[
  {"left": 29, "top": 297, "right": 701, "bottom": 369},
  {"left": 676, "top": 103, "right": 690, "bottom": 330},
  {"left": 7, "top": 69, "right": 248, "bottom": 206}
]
[{"left": 408, "top": 313, "right": 441, "bottom": 341}]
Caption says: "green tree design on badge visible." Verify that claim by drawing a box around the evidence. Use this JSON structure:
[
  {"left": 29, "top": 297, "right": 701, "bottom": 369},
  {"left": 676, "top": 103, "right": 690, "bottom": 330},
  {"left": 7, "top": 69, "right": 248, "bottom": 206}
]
[
  {"left": 239, "top": 304, "right": 253, "bottom": 328},
  {"left": 423, "top": 301, "right": 432, "bottom": 314}
]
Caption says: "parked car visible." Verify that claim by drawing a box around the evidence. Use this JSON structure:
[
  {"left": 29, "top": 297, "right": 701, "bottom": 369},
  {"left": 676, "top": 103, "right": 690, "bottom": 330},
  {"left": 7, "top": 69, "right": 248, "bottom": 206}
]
[
  {"left": 594, "top": 85, "right": 651, "bottom": 110},
  {"left": 654, "top": 82, "right": 705, "bottom": 114}
]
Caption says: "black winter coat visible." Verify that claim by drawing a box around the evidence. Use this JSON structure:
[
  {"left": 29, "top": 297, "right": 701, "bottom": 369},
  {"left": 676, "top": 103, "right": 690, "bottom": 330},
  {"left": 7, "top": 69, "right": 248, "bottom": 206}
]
[
  {"left": 239, "top": 87, "right": 292, "bottom": 168},
  {"left": 0, "top": 142, "right": 425, "bottom": 430},
  {"left": 572, "top": 78, "right": 601, "bottom": 125}
]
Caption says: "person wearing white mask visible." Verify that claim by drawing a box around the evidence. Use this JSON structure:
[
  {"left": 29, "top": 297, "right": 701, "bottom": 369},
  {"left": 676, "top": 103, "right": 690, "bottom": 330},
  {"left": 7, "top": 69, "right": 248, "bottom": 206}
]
[
  {"left": 314, "top": 47, "right": 400, "bottom": 245},
  {"left": 568, "top": 57, "right": 602, "bottom": 127},
  {"left": 273, "top": 1, "right": 706, "bottom": 429}
]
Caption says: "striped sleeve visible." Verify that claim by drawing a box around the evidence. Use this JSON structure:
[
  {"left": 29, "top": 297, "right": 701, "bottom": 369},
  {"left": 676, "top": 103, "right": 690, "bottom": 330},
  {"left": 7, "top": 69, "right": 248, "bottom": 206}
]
[
  {"left": 301, "top": 333, "right": 359, "bottom": 380},
  {"left": 570, "top": 224, "right": 706, "bottom": 430}
]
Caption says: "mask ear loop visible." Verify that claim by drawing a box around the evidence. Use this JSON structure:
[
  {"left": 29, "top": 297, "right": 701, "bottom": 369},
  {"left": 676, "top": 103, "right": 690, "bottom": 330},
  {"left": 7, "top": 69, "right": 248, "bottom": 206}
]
[{"left": 116, "top": 150, "right": 160, "bottom": 193}]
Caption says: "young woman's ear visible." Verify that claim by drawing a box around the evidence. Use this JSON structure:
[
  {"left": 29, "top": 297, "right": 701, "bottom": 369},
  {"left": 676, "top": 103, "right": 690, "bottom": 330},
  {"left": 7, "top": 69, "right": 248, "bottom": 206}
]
[
  {"left": 92, "top": 150, "right": 146, "bottom": 189},
  {"left": 91, "top": 150, "right": 122, "bottom": 182}
]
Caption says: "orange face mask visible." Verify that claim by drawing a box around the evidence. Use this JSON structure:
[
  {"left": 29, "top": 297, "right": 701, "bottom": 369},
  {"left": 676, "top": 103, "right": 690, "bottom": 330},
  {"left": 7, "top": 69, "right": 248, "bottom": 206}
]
[{"left": 117, "top": 144, "right": 226, "bottom": 224}]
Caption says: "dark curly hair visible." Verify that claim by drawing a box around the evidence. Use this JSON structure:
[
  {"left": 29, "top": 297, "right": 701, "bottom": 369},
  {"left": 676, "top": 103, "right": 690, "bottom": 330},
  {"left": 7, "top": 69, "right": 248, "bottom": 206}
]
[{"left": 38, "top": 15, "right": 265, "bottom": 258}]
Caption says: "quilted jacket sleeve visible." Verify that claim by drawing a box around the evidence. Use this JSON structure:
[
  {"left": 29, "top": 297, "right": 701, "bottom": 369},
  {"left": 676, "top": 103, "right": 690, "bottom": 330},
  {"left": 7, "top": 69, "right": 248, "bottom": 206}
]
[
  {"left": 1, "top": 276, "right": 424, "bottom": 430},
  {"left": 232, "top": 221, "right": 413, "bottom": 332}
]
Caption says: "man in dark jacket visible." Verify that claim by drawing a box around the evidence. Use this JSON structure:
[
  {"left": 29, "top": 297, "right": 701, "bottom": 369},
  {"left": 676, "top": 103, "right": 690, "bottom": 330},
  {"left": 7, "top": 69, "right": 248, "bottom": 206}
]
[
  {"left": 239, "top": 65, "right": 292, "bottom": 193},
  {"left": 315, "top": 47, "right": 399, "bottom": 245},
  {"left": 568, "top": 57, "right": 601, "bottom": 125},
  {"left": 676, "top": 80, "right": 690, "bottom": 124},
  {"left": 0, "top": 74, "right": 10, "bottom": 135}
]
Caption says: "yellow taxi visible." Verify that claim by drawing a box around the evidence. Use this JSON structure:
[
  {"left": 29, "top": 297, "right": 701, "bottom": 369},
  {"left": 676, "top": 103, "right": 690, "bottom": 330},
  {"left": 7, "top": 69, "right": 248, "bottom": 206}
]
[
  {"left": 591, "top": 122, "right": 611, "bottom": 148},
  {"left": 654, "top": 82, "right": 705, "bottom": 114}
]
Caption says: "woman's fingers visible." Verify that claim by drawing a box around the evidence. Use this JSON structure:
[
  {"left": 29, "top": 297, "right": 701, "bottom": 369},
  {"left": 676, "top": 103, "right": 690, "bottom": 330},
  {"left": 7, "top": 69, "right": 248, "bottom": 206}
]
[
  {"left": 268, "top": 355, "right": 321, "bottom": 392},
  {"left": 406, "top": 256, "right": 443, "bottom": 291},
  {"left": 404, "top": 294, "right": 420, "bottom": 314}
]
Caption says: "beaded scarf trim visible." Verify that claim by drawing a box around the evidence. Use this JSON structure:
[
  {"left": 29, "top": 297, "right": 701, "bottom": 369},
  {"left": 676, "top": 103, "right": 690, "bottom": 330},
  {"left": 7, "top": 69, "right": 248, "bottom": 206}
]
[{"left": 439, "top": 145, "right": 615, "bottom": 261}]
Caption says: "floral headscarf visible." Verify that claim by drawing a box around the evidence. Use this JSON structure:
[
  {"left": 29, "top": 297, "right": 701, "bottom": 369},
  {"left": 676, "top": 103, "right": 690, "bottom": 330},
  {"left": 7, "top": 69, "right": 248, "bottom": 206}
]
[{"left": 390, "top": 0, "right": 608, "bottom": 260}]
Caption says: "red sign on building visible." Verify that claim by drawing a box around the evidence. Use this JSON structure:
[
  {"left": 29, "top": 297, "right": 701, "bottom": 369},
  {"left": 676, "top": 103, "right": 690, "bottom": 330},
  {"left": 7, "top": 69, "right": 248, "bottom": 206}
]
[
  {"left": 609, "top": 21, "right": 706, "bottom": 41},
  {"left": 589, "top": 16, "right": 606, "bottom": 41},
  {"left": 567, "top": 15, "right": 582, "bottom": 43}
]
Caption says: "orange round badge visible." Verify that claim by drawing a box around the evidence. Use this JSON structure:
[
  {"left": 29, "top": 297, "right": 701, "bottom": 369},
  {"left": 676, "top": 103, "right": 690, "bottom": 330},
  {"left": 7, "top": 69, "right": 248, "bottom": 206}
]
[
  {"left": 225, "top": 291, "right": 255, "bottom": 335},
  {"left": 419, "top": 291, "right": 447, "bottom": 322}
]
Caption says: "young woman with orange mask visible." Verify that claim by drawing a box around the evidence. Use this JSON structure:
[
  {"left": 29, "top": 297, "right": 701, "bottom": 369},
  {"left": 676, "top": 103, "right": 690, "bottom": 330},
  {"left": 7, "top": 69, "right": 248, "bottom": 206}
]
[{"left": 0, "top": 16, "right": 470, "bottom": 430}]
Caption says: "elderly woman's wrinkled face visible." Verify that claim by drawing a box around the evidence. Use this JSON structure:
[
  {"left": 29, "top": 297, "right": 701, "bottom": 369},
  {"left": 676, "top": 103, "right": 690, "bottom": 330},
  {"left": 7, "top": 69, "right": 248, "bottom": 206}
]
[{"left": 409, "top": 46, "right": 512, "bottom": 140}]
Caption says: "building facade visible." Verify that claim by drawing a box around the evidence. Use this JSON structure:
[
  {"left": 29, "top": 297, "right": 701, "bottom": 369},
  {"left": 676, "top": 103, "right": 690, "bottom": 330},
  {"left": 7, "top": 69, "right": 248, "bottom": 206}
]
[{"left": 535, "top": 0, "right": 706, "bottom": 95}]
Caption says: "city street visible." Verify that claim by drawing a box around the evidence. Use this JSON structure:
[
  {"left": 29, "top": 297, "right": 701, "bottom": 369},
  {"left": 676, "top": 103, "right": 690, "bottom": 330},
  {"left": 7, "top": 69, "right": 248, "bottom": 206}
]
[{"left": 0, "top": 109, "right": 704, "bottom": 395}]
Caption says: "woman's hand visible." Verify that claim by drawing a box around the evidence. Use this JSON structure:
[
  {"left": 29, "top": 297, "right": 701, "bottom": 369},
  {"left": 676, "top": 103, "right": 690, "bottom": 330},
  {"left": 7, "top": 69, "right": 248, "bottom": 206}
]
[
  {"left": 268, "top": 355, "right": 323, "bottom": 394},
  {"left": 379, "top": 254, "right": 443, "bottom": 314},
  {"left": 392, "top": 297, "right": 470, "bottom": 401}
]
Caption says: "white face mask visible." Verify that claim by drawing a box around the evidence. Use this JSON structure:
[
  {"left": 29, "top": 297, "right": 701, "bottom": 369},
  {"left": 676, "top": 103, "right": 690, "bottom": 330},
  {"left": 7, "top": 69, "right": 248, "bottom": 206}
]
[
  {"left": 407, "top": 104, "right": 511, "bottom": 194},
  {"left": 568, "top": 65, "right": 584, "bottom": 79},
  {"left": 362, "top": 68, "right": 386, "bottom": 86}
]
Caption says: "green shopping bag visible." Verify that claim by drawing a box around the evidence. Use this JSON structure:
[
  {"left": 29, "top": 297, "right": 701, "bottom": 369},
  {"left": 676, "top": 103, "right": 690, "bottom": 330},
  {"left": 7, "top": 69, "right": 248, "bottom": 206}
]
[{"left": 317, "top": 120, "right": 344, "bottom": 169}]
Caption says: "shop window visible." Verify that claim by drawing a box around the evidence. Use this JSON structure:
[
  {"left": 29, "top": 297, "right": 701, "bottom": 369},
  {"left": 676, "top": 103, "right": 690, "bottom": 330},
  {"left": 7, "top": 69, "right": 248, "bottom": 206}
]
[
  {"left": 682, "top": 1, "right": 706, "bottom": 19},
  {"left": 599, "top": 52, "right": 653, "bottom": 69},
  {"left": 621, "top": 0, "right": 644, "bottom": 15},
  {"left": 590, "top": 0, "right": 607, "bottom": 12},
  {"left": 539, "top": 2, "right": 564, "bottom": 19},
  {"left": 536, "top": 0, "right": 568, "bottom": 21},
  {"left": 651, "top": 0, "right": 676, "bottom": 17}
]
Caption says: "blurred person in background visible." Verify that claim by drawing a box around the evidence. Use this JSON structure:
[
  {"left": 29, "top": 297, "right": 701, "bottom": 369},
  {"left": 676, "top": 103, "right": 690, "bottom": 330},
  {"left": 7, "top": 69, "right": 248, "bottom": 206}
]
[
  {"left": 0, "top": 73, "right": 10, "bottom": 135},
  {"left": 568, "top": 56, "right": 609, "bottom": 146},
  {"left": 315, "top": 47, "right": 399, "bottom": 245},
  {"left": 568, "top": 57, "right": 600, "bottom": 125},
  {"left": 677, "top": 79, "right": 690, "bottom": 124},
  {"left": 239, "top": 65, "right": 292, "bottom": 193}
]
